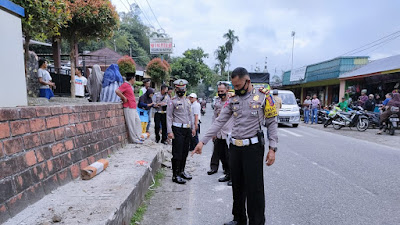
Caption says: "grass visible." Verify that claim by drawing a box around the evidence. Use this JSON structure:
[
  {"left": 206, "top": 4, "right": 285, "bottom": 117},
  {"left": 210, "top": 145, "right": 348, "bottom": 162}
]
[{"left": 130, "top": 168, "right": 165, "bottom": 225}]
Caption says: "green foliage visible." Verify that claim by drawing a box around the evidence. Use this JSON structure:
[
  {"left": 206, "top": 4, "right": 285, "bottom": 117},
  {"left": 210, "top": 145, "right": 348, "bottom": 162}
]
[
  {"left": 215, "top": 45, "right": 228, "bottom": 75},
  {"left": 223, "top": 29, "right": 239, "bottom": 54},
  {"left": 146, "top": 58, "right": 171, "bottom": 86},
  {"left": 11, "top": 0, "right": 69, "bottom": 39},
  {"left": 183, "top": 48, "right": 209, "bottom": 64},
  {"left": 117, "top": 55, "right": 136, "bottom": 77}
]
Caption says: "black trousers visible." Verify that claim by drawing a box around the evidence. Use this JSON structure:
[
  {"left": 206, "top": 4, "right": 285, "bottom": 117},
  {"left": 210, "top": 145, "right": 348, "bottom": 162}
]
[
  {"left": 190, "top": 123, "right": 200, "bottom": 151},
  {"left": 154, "top": 113, "right": 167, "bottom": 142},
  {"left": 230, "top": 143, "right": 265, "bottom": 225},
  {"left": 210, "top": 138, "right": 230, "bottom": 174},
  {"left": 172, "top": 126, "right": 191, "bottom": 161}
]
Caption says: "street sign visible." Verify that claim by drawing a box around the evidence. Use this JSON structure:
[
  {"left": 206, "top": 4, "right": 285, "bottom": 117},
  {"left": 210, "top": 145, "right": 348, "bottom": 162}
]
[
  {"left": 290, "top": 66, "right": 306, "bottom": 82},
  {"left": 150, "top": 37, "right": 173, "bottom": 54}
]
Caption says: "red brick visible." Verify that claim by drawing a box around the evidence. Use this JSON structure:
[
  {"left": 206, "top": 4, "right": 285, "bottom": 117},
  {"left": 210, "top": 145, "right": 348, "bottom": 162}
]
[
  {"left": 69, "top": 114, "right": 80, "bottom": 124},
  {"left": 10, "top": 120, "right": 30, "bottom": 136},
  {"left": 50, "top": 106, "right": 62, "bottom": 115},
  {"left": 39, "top": 130, "right": 55, "bottom": 145},
  {"left": 70, "top": 164, "right": 80, "bottom": 179},
  {"left": 23, "top": 134, "right": 41, "bottom": 149},
  {"left": 83, "top": 122, "right": 93, "bottom": 133},
  {"left": 75, "top": 123, "right": 85, "bottom": 135},
  {"left": 65, "top": 125, "right": 76, "bottom": 138},
  {"left": 79, "top": 159, "right": 89, "bottom": 170},
  {"left": 87, "top": 156, "right": 96, "bottom": 164},
  {"left": 6, "top": 191, "right": 29, "bottom": 216},
  {"left": 57, "top": 168, "right": 72, "bottom": 186},
  {"left": 62, "top": 106, "right": 74, "bottom": 114},
  {"left": 25, "top": 150, "right": 37, "bottom": 167},
  {"left": 31, "top": 163, "right": 48, "bottom": 183},
  {"left": 53, "top": 153, "right": 72, "bottom": 171},
  {"left": 35, "top": 146, "right": 51, "bottom": 162},
  {"left": 42, "top": 175, "right": 58, "bottom": 194},
  {"left": 82, "top": 105, "right": 92, "bottom": 112},
  {"left": 12, "top": 170, "right": 33, "bottom": 193},
  {"left": 46, "top": 116, "right": 60, "bottom": 129},
  {"left": 94, "top": 112, "right": 101, "bottom": 120},
  {"left": 0, "top": 179, "right": 14, "bottom": 202},
  {"left": 64, "top": 140, "right": 74, "bottom": 151},
  {"left": 29, "top": 118, "right": 46, "bottom": 132},
  {"left": 35, "top": 107, "right": 51, "bottom": 117},
  {"left": 51, "top": 142, "right": 65, "bottom": 156},
  {"left": 4, "top": 137, "right": 24, "bottom": 155},
  {"left": 0, "top": 142, "right": 3, "bottom": 158},
  {"left": 19, "top": 108, "right": 36, "bottom": 119},
  {"left": 47, "top": 160, "right": 55, "bottom": 175},
  {"left": 73, "top": 106, "right": 82, "bottom": 113},
  {"left": 54, "top": 127, "right": 65, "bottom": 141},
  {"left": 0, "top": 108, "right": 19, "bottom": 122},
  {"left": 0, "top": 155, "right": 26, "bottom": 179},
  {"left": 80, "top": 113, "right": 89, "bottom": 122},
  {"left": 25, "top": 182, "right": 45, "bottom": 204},
  {"left": 0, "top": 122, "right": 10, "bottom": 139},
  {"left": 59, "top": 114, "right": 69, "bottom": 126}
]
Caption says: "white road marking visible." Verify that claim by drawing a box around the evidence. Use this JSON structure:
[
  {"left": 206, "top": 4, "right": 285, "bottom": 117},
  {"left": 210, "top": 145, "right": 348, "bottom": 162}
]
[
  {"left": 279, "top": 129, "right": 302, "bottom": 137},
  {"left": 279, "top": 133, "right": 288, "bottom": 137}
]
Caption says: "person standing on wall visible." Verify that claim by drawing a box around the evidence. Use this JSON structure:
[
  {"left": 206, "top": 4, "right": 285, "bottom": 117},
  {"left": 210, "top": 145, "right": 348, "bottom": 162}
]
[
  {"left": 115, "top": 73, "right": 143, "bottom": 144},
  {"left": 153, "top": 84, "right": 170, "bottom": 144},
  {"left": 37, "top": 59, "right": 55, "bottom": 99},
  {"left": 193, "top": 67, "right": 278, "bottom": 225},
  {"left": 310, "top": 94, "right": 320, "bottom": 124},
  {"left": 167, "top": 79, "right": 196, "bottom": 184},
  {"left": 74, "top": 68, "right": 87, "bottom": 98},
  {"left": 207, "top": 82, "right": 234, "bottom": 186}
]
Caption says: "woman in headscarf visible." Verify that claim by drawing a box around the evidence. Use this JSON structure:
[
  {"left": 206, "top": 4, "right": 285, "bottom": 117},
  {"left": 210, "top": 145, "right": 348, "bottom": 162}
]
[
  {"left": 137, "top": 88, "right": 155, "bottom": 134},
  {"left": 100, "top": 64, "right": 124, "bottom": 102},
  {"left": 377, "top": 93, "right": 400, "bottom": 134},
  {"left": 88, "top": 64, "right": 103, "bottom": 102}
]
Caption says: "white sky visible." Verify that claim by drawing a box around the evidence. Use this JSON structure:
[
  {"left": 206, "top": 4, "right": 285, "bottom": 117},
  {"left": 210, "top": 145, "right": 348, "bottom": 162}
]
[{"left": 111, "top": 0, "right": 400, "bottom": 76}]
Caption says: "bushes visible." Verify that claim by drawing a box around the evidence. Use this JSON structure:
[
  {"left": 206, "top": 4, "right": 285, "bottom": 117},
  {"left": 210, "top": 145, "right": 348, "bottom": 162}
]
[{"left": 117, "top": 55, "right": 136, "bottom": 77}]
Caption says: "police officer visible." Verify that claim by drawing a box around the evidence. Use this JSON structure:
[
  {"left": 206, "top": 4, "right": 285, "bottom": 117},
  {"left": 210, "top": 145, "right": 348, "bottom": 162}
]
[
  {"left": 167, "top": 79, "right": 196, "bottom": 184},
  {"left": 193, "top": 67, "right": 278, "bottom": 225},
  {"left": 208, "top": 82, "right": 234, "bottom": 185},
  {"left": 153, "top": 84, "right": 169, "bottom": 144}
]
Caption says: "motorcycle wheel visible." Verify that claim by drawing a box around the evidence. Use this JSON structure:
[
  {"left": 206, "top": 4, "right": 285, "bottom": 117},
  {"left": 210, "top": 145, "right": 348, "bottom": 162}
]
[
  {"left": 357, "top": 118, "right": 369, "bottom": 132},
  {"left": 333, "top": 118, "right": 343, "bottom": 130},
  {"left": 323, "top": 119, "right": 332, "bottom": 128}
]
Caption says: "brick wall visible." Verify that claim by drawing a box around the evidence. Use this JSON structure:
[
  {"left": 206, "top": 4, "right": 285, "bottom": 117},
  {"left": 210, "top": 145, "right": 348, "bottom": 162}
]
[{"left": 0, "top": 103, "right": 128, "bottom": 222}]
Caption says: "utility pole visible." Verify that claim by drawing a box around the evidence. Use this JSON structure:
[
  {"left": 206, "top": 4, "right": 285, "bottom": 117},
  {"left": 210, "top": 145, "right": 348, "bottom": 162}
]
[{"left": 291, "top": 31, "right": 295, "bottom": 72}]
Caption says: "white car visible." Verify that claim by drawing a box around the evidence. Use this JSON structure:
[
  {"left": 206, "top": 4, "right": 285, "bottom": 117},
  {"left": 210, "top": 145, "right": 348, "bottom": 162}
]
[{"left": 276, "top": 90, "right": 300, "bottom": 127}]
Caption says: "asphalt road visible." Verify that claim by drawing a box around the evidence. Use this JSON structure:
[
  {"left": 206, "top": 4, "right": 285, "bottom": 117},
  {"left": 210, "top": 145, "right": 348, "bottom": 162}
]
[{"left": 141, "top": 106, "right": 400, "bottom": 225}]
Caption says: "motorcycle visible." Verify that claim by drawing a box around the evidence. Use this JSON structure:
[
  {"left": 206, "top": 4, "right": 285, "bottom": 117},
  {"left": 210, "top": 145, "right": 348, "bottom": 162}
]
[
  {"left": 365, "top": 111, "right": 381, "bottom": 129},
  {"left": 383, "top": 106, "right": 399, "bottom": 135},
  {"left": 332, "top": 106, "right": 369, "bottom": 131},
  {"left": 324, "top": 107, "right": 342, "bottom": 128},
  {"left": 318, "top": 109, "right": 328, "bottom": 124},
  {"left": 201, "top": 106, "right": 206, "bottom": 116}
]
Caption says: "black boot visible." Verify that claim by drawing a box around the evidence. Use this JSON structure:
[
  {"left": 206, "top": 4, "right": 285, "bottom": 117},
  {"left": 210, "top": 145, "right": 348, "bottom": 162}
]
[
  {"left": 172, "top": 160, "right": 186, "bottom": 184},
  {"left": 218, "top": 174, "right": 230, "bottom": 182},
  {"left": 180, "top": 159, "right": 192, "bottom": 180}
]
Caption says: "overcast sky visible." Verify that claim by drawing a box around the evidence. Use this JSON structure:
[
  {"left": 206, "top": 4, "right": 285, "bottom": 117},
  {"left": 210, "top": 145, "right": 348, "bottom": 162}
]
[{"left": 111, "top": 0, "right": 400, "bottom": 77}]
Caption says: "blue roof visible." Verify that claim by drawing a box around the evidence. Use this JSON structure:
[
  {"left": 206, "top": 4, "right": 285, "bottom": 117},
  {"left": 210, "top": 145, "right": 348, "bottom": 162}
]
[{"left": 0, "top": 0, "right": 24, "bottom": 17}]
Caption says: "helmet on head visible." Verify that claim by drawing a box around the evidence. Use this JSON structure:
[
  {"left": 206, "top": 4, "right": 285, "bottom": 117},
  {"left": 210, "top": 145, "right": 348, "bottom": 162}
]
[{"left": 273, "top": 89, "right": 278, "bottom": 95}]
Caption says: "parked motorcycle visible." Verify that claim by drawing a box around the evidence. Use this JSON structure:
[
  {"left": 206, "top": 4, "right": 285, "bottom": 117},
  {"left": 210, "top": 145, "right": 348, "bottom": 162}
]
[
  {"left": 324, "top": 107, "right": 341, "bottom": 128},
  {"left": 365, "top": 111, "right": 380, "bottom": 129},
  {"left": 383, "top": 106, "right": 399, "bottom": 135},
  {"left": 318, "top": 109, "right": 328, "bottom": 124},
  {"left": 332, "top": 106, "right": 369, "bottom": 131}
]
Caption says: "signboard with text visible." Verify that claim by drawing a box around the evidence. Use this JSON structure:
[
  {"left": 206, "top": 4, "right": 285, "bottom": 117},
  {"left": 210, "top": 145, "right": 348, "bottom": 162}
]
[
  {"left": 290, "top": 66, "right": 306, "bottom": 82},
  {"left": 150, "top": 37, "right": 173, "bottom": 54}
]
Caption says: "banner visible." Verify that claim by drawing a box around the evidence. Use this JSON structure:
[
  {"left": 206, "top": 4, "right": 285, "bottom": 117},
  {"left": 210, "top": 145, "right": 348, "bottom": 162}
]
[{"left": 290, "top": 66, "right": 306, "bottom": 82}]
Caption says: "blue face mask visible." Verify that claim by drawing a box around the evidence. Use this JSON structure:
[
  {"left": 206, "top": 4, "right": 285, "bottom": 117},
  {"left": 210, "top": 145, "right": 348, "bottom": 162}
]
[{"left": 234, "top": 80, "right": 248, "bottom": 96}]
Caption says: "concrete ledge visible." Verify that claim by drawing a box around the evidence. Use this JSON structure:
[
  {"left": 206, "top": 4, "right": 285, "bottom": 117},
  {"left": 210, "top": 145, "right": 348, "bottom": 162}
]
[{"left": 4, "top": 142, "right": 165, "bottom": 225}]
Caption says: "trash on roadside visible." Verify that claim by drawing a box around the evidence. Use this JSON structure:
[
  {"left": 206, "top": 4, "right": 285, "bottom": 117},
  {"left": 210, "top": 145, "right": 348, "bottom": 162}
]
[
  {"left": 136, "top": 160, "right": 148, "bottom": 166},
  {"left": 81, "top": 159, "right": 109, "bottom": 180}
]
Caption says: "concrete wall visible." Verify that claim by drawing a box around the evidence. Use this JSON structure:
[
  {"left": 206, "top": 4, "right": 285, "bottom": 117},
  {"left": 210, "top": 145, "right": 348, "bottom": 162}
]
[
  {"left": 0, "top": 9, "right": 28, "bottom": 107},
  {"left": 0, "top": 103, "right": 128, "bottom": 222}
]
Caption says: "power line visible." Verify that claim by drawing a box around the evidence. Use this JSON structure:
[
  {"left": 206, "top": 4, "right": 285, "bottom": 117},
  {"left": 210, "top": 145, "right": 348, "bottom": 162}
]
[
  {"left": 119, "top": 0, "right": 130, "bottom": 12},
  {"left": 144, "top": 0, "right": 163, "bottom": 30},
  {"left": 360, "top": 33, "right": 400, "bottom": 56},
  {"left": 129, "top": 0, "right": 155, "bottom": 28},
  {"left": 340, "top": 30, "right": 400, "bottom": 56}
]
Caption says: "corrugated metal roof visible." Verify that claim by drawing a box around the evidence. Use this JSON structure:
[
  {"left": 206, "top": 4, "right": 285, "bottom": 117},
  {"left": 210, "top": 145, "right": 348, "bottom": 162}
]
[{"left": 340, "top": 54, "right": 400, "bottom": 79}]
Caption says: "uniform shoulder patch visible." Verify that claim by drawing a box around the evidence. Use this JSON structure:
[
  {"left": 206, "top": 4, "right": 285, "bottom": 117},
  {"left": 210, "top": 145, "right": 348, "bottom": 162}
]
[{"left": 259, "top": 87, "right": 270, "bottom": 95}]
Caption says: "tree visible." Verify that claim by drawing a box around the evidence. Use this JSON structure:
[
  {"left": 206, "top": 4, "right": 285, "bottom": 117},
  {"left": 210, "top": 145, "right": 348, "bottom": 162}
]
[
  {"left": 117, "top": 55, "right": 136, "bottom": 77},
  {"left": 215, "top": 45, "right": 228, "bottom": 75},
  {"left": 183, "top": 48, "right": 209, "bottom": 64},
  {"left": 223, "top": 29, "right": 239, "bottom": 78},
  {"left": 11, "top": 0, "right": 69, "bottom": 75},
  {"left": 61, "top": 0, "right": 119, "bottom": 97},
  {"left": 146, "top": 58, "right": 170, "bottom": 87}
]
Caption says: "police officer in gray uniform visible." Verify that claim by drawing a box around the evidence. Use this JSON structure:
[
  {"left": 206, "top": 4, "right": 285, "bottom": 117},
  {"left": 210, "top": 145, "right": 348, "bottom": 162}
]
[
  {"left": 193, "top": 67, "right": 278, "bottom": 225},
  {"left": 167, "top": 79, "right": 196, "bottom": 184},
  {"left": 153, "top": 84, "right": 170, "bottom": 144}
]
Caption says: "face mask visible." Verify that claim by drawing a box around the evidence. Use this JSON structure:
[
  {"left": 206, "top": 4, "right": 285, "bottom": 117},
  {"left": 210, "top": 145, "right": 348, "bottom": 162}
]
[
  {"left": 234, "top": 80, "right": 249, "bottom": 96},
  {"left": 177, "top": 91, "right": 185, "bottom": 97},
  {"left": 218, "top": 93, "right": 227, "bottom": 99}
]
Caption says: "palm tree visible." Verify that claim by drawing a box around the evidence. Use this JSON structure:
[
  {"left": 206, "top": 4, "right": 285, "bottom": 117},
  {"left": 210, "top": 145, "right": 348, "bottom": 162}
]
[
  {"left": 214, "top": 45, "right": 228, "bottom": 76},
  {"left": 223, "top": 29, "right": 239, "bottom": 79}
]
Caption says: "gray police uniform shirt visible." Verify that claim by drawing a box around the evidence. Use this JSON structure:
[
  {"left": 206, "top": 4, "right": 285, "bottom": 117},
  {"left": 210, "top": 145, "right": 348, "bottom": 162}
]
[
  {"left": 167, "top": 97, "right": 194, "bottom": 134},
  {"left": 153, "top": 92, "right": 170, "bottom": 113},
  {"left": 201, "top": 88, "right": 278, "bottom": 148},
  {"left": 213, "top": 97, "right": 234, "bottom": 139}
]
